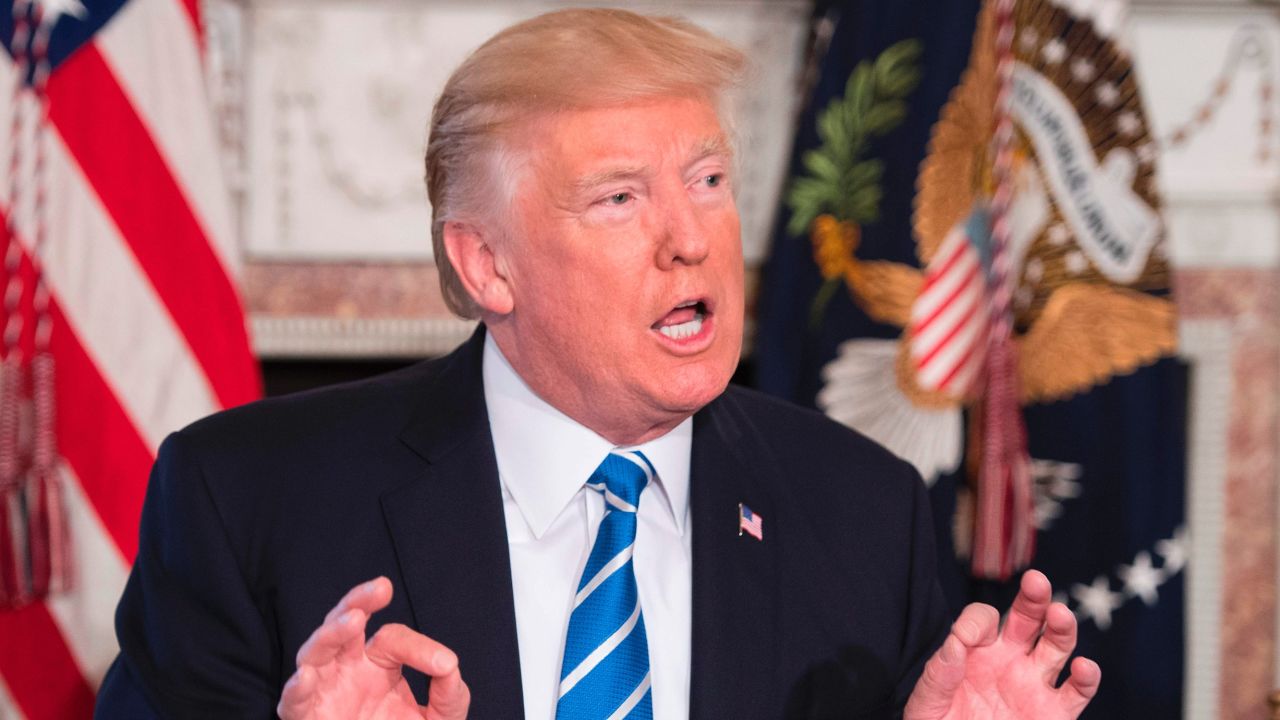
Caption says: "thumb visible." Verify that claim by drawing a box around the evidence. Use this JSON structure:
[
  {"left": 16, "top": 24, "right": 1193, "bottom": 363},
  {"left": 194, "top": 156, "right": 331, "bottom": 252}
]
[{"left": 903, "top": 634, "right": 967, "bottom": 720}]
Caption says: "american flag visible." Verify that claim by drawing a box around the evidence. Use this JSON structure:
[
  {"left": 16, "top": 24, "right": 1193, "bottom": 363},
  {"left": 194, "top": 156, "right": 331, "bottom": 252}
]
[
  {"left": 0, "top": 0, "right": 258, "bottom": 717},
  {"left": 738, "top": 503, "right": 762, "bottom": 541},
  {"left": 906, "top": 213, "right": 990, "bottom": 399}
]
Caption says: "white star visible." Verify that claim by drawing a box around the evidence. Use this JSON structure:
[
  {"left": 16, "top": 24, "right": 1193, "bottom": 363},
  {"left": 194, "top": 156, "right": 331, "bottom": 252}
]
[
  {"left": 1034, "top": 500, "right": 1061, "bottom": 529},
  {"left": 1116, "top": 111, "right": 1142, "bottom": 137},
  {"left": 1019, "top": 28, "right": 1040, "bottom": 53},
  {"left": 1071, "top": 58, "right": 1097, "bottom": 83},
  {"left": 1156, "top": 526, "right": 1188, "bottom": 575},
  {"left": 1065, "top": 251, "right": 1089, "bottom": 274},
  {"left": 1035, "top": 488, "right": 1075, "bottom": 530},
  {"left": 1118, "top": 551, "right": 1164, "bottom": 606},
  {"left": 1072, "top": 576, "right": 1123, "bottom": 630},
  {"left": 1136, "top": 141, "right": 1159, "bottom": 165},
  {"left": 1049, "top": 472, "right": 1082, "bottom": 500},
  {"left": 33, "top": 0, "right": 87, "bottom": 26},
  {"left": 1042, "top": 38, "right": 1067, "bottom": 66},
  {"left": 1047, "top": 223, "right": 1071, "bottom": 246},
  {"left": 1015, "top": 286, "right": 1033, "bottom": 309},
  {"left": 1025, "top": 257, "right": 1044, "bottom": 283},
  {"left": 1095, "top": 82, "right": 1120, "bottom": 108},
  {"left": 1052, "top": 461, "right": 1082, "bottom": 482},
  {"left": 1030, "top": 460, "right": 1083, "bottom": 529}
]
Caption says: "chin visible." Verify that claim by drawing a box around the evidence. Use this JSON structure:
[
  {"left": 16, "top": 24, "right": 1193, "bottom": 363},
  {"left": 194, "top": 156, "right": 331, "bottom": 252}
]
[{"left": 659, "top": 356, "right": 738, "bottom": 415}]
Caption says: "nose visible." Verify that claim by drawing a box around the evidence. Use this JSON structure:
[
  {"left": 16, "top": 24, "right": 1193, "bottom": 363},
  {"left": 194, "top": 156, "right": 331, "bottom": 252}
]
[{"left": 657, "top": 196, "right": 710, "bottom": 270}]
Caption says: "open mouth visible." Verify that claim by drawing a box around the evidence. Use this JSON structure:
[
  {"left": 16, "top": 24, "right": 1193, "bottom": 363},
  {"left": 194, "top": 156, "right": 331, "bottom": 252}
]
[{"left": 653, "top": 299, "right": 710, "bottom": 341}]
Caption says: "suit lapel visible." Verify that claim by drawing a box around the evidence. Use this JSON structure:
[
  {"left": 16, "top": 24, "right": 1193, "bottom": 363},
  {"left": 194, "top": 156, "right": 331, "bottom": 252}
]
[
  {"left": 689, "top": 392, "right": 781, "bottom": 719},
  {"left": 381, "top": 332, "right": 783, "bottom": 718},
  {"left": 384, "top": 328, "right": 525, "bottom": 719}
]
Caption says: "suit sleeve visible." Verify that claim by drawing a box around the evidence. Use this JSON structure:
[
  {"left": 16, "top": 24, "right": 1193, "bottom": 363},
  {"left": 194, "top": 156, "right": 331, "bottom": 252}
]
[
  {"left": 890, "top": 463, "right": 951, "bottom": 713},
  {"left": 95, "top": 431, "right": 282, "bottom": 719}
]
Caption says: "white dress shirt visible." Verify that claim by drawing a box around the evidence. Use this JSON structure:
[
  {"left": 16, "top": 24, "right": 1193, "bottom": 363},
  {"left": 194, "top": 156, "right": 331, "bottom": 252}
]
[{"left": 482, "top": 334, "right": 692, "bottom": 720}]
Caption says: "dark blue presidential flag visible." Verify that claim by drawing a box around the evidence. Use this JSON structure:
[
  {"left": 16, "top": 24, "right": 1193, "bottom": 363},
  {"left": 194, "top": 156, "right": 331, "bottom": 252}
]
[{"left": 754, "top": 1, "right": 1187, "bottom": 717}]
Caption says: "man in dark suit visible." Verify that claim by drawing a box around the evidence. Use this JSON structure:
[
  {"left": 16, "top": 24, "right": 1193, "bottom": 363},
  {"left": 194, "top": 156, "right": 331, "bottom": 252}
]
[{"left": 96, "top": 8, "right": 1099, "bottom": 720}]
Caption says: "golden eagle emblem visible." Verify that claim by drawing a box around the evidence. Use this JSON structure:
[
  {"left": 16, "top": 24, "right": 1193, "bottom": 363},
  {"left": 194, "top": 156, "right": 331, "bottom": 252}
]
[{"left": 795, "top": 0, "right": 1176, "bottom": 432}]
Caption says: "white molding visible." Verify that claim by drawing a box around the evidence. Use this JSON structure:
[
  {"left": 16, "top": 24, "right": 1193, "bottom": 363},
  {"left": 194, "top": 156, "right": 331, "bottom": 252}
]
[
  {"left": 1163, "top": 188, "right": 1280, "bottom": 268},
  {"left": 1131, "top": 0, "right": 1280, "bottom": 15},
  {"left": 225, "top": 0, "right": 809, "bottom": 263},
  {"left": 250, "top": 315, "right": 476, "bottom": 359},
  {"left": 1178, "top": 320, "right": 1232, "bottom": 720},
  {"left": 1130, "top": 6, "right": 1280, "bottom": 270}
]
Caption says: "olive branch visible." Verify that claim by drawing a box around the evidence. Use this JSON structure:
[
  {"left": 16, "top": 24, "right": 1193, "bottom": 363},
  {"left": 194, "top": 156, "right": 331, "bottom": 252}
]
[{"left": 786, "top": 39, "right": 923, "bottom": 236}]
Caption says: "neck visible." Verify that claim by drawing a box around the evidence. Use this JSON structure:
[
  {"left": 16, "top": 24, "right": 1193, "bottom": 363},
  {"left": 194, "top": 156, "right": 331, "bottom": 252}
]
[
  {"left": 484, "top": 324, "right": 690, "bottom": 447},
  {"left": 591, "top": 415, "right": 687, "bottom": 448}
]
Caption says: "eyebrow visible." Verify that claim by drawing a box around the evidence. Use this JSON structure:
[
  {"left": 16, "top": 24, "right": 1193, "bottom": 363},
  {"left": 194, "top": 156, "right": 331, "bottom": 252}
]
[
  {"left": 573, "top": 165, "right": 650, "bottom": 195},
  {"left": 686, "top": 135, "right": 734, "bottom": 168},
  {"left": 570, "top": 134, "right": 735, "bottom": 195}
]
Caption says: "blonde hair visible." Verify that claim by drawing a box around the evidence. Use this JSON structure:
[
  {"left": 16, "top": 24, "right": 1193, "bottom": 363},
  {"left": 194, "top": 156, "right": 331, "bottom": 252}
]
[{"left": 425, "top": 8, "right": 747, "bottom": 318}]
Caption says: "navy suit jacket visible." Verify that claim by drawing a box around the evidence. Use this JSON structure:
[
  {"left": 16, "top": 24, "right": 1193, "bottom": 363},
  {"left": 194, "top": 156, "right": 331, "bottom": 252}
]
[{"left": 95, "top": 328, "right": 948, "bottom": 719}]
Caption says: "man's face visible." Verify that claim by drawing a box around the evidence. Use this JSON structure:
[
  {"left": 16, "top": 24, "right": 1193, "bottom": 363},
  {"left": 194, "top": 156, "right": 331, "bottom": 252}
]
[{"left": 490, "top": 95, "right": 744, "bottom": 443}]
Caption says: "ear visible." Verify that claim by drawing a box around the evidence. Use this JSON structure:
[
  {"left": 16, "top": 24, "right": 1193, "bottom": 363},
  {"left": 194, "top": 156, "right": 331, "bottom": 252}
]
[{"left": 442, "top": 220, "right": 514, "bottom": 315}]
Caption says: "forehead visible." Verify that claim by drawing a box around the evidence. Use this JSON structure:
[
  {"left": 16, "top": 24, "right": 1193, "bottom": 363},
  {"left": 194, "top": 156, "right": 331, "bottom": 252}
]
[{"left": 516, "top": 96, "right": 732, "bottom": 176}]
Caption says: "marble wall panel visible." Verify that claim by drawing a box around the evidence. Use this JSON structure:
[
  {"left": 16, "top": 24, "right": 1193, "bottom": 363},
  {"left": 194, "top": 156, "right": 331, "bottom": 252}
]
[{"left": 1176, "top": 268, "right": 1280, "bottom": 720}]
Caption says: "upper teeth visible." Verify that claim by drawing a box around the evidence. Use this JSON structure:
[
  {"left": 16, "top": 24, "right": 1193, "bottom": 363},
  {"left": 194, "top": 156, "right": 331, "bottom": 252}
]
[{"left": 659, "top": 316, "right": 703, "bottom": 340}]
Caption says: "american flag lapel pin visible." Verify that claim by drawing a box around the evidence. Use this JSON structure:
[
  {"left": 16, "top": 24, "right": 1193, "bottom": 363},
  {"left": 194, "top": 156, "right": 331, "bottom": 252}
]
[{"left": 738, "top": 503, "right": 763, "bottom": 541}]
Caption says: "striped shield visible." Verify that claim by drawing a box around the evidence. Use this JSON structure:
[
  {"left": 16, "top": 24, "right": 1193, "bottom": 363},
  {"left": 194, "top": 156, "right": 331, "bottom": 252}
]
[{"left": 907, "top": 210, "right": 991, "bottom": 400}]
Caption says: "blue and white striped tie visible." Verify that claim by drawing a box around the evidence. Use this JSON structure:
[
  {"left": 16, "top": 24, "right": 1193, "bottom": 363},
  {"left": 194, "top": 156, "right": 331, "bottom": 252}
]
[{"left": 556, "top": 451, "right": 655, "bottom": 720}]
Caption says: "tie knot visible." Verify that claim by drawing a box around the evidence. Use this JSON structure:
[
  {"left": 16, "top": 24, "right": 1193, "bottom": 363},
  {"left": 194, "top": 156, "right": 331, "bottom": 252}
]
[{"left": 586, "top": 451, "right": 652, "bottom": 512}]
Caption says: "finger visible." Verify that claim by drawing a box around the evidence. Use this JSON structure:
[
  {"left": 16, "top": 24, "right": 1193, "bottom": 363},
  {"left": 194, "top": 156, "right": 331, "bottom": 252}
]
[
  {"left": 366, "top": 623, "right": 461, "bottom": 677},
  {"left": 1058, "top": 656, "right": 1102, "bottom": 717},
  {"left": 294, "top": 577, "right": 390, "bottom": 667},
  {"left": 1032, "top": 602, "right": 1077, "bottom": 683},
  {"left": 1001, "top": 569, "right": 1052, "bottom": 651},
  {"left": 952, "top": 602, "right": 1000, "bottom": 649},
  {"left": 295, "top": 607, "right": 369, "bottom": 667},
  {"left": 277, "top": 663, "right": 318, "bottom": 719},
  {"left": 903, "top": 634, "right": 968, "bottom": 719},
  {"left": 365, "top": 624, "right": 470, "bottom": 720},
  {"left": 324, "top": 576, "right": 394, "bottom": 625},
  {"left": 423, "top": 672, "right": 470, "bottom": 720}
]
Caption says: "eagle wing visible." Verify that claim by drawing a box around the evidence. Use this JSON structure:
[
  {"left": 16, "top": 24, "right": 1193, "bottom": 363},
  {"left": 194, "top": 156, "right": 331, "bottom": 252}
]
[
  {"left": 1017, "top": 284, "right": 1176, "bottom": 404},
  {"left": 845, "top": 260, "right": 924, "bottom": 329}
]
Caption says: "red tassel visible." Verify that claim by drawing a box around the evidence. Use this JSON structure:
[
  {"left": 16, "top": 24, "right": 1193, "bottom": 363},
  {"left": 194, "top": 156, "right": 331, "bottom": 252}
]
[
  {"left": 970, "top": 335, "right": 1036, "bottom": 580},
  {"left": 27, "top": 353, "right": 69, "bottom": 598},
  {"left": 26, "top": 469, "right": 70, "bottom": 597},
  {"left": 0, "top": 485, "right": 26, "bottom": 609},
  {"left": 0, "top": 359, "right": 27, "bottom": 608},
  {"left": 3, "top": 5, "right": 70, "bottom": 607}
]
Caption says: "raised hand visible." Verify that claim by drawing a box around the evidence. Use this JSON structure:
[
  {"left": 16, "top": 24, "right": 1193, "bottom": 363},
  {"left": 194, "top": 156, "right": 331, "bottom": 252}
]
[
  {"left": 277, "top": 577, "right": 470, "bottom": 720},
  {"left": 904, "top": 570, "right": 1101, "bottom": 720}
]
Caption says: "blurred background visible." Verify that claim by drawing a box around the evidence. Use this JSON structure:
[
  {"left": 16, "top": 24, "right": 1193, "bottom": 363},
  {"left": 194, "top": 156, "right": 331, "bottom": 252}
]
[{"left": 0, "top": 0, "right": 1276, "bottom": 717}]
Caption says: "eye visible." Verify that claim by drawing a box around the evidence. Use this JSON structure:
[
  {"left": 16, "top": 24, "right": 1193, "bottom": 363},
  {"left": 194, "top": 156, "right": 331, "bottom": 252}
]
[
  {"left": 701, "top": 170, "right": 732, "bottom": 189},
  {"left": 605, "top": 192, "right": 632, "bottom": 205}
]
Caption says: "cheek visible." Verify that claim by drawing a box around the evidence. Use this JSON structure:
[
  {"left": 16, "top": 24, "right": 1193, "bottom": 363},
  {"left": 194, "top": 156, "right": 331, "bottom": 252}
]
[
  {"left": 708, "top": 210, "right": 743, "bottom": 262},
  {"left": 548, "top": 274, "right": 631, "bottom": 343}
]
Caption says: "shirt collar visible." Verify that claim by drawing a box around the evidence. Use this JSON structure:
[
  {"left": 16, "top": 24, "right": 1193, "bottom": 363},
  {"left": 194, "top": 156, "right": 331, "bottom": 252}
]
[{"left": 482, "top": 333, "right": 691, "bottom": 539}]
